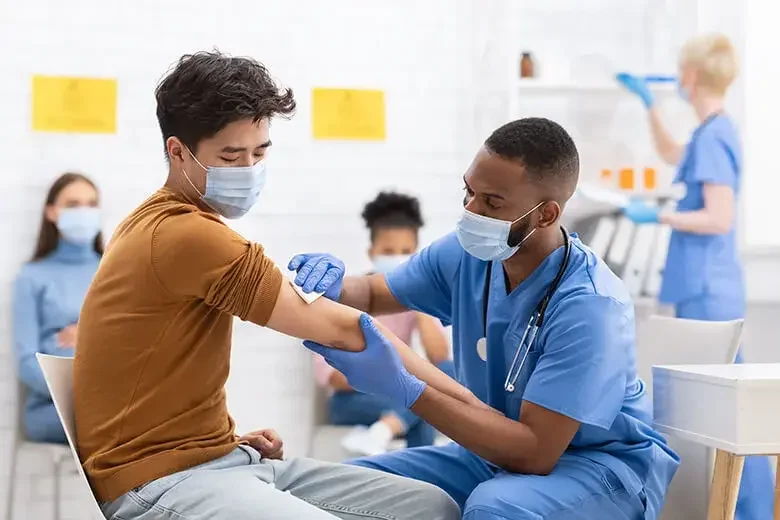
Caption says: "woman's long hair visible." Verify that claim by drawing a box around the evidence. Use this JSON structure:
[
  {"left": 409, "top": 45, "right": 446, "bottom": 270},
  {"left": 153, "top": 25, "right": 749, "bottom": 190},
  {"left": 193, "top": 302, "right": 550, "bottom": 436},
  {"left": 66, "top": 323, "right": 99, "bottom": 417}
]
[{"left": 32, "top": 172, "right": 104, "bottom": 261}]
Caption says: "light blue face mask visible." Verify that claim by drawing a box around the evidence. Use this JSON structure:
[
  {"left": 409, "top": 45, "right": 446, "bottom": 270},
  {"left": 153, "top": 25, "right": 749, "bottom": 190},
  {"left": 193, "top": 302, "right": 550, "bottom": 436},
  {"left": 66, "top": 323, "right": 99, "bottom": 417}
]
[
  {"left": 372, "top": 254, "right": 411, "bottom": 275},
  {"left": 57, "top": 207, "right": 101, "bottom": 245},
  {"left": 677, "top": 81, "right": 690, "bottom": 102},
  {"left": 456, "top": 202, "right": 543, "bottom": 261},
  {"left": 184, "top": 149, "right": 267, "bottom": 219}
]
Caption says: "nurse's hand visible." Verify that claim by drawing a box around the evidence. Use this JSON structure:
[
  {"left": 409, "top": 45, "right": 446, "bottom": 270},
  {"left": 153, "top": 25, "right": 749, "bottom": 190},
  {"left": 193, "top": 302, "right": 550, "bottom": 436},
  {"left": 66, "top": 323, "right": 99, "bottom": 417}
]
[
  {"left": 623, "top": 199, "right": 660, "bottom": 224},
  {"left": 615, "top": 73, "right": 654, "bottom": 108},
  {"left": 288, "top": 253, "right": 345, "bottom": 300},
  {"left": 303, "top": 314, "right": 427, "bottom": 409}
]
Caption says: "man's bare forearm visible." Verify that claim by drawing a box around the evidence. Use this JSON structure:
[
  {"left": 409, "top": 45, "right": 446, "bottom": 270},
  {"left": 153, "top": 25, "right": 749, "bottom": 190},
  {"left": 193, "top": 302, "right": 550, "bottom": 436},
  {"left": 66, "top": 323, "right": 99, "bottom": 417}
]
[
  {"left": 411, "top": 386, "right": 546, "bottom": 474},
  {"left": 340, "top": 274, "right": 408, "bottom": 316},
  {"left": 339, "top": 276, "right": 373, "bottom": 312}
]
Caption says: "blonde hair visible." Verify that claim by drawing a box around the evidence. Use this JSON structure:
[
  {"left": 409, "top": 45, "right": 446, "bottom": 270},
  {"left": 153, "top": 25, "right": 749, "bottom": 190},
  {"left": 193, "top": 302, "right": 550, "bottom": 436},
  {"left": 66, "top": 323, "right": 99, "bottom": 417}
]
[{"left": 679, "top": 33, "right": 738, "bottom": 95}]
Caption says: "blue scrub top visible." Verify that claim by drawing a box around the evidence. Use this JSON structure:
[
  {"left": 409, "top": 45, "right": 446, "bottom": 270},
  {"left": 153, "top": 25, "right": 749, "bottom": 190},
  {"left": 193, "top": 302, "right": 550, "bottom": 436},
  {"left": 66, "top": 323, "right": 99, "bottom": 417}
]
[
  {"left": 386, "top": 232, "right": 679, "bottom": 516},
  {"left": 659, "top": 115, "right": 744, "bottom": 305}
]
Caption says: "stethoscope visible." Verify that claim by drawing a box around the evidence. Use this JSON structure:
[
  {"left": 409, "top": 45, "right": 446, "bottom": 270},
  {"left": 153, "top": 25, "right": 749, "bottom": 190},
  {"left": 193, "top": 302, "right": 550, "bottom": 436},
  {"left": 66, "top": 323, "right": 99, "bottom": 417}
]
[{"left": 482, "top": 226, "right": 572, "bottom": 393}]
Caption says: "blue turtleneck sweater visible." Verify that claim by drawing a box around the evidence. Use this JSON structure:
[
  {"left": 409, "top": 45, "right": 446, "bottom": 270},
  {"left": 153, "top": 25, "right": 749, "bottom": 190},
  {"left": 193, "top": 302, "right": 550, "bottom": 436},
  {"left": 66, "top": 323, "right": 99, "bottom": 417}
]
[{"left": 12, "top": 241, "right": 100, "bottom": 443}]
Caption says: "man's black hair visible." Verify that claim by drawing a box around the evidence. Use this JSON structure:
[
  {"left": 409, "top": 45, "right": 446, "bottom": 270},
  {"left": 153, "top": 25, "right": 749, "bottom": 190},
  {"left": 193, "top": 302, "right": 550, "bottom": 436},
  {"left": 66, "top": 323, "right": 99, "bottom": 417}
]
[
  {"left": 361, "top": 191, "right": 424, "bottom": 242},
  {"left": 484, "top": 117, "right": 580, "bottom": 201},
  {"left": 155, "top": 50, "right": 296, "bottom": 158}
]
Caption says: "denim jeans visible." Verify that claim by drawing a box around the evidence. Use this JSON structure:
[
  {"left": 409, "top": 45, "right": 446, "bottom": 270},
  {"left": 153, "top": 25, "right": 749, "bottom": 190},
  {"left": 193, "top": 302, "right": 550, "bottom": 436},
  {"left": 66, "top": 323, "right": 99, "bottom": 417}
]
[
  {"left": 100, "top": 445, "right": 460, "bottom": 520},
  {"left": 329, "top": 360, "right": 455, "bottom": 447}
]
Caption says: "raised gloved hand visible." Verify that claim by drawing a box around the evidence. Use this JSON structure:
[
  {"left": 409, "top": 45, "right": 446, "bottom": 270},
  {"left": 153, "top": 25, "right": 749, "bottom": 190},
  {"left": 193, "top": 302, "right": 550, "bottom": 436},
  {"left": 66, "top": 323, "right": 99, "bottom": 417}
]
[
  {"left": 287, "top": 253, "right": 345, "bottom": 300},
  {"left": 616, "top": 73, "right": 654, "bottom": 109},
  {"left": 623, "top": 199, "right": 660, "bottom": 224},
  {"left": 303, "top": 314, "right": 427, "bottom": 409}
]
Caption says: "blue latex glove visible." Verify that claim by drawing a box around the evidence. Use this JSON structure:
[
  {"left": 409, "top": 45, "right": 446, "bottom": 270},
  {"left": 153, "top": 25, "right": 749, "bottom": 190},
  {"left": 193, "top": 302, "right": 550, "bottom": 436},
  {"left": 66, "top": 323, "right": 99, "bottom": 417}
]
[
  {"left": 287, "top": 253, "right": 345, "bottom": 300},
  {"left": 304, "top": 314, "right": 427, "bottom": 408},
  {"left": 616, "top": 73, "right": 654, "bottom": 108},
  {"left": 624, "top": 199, "right": 660, "bottom": 224}
]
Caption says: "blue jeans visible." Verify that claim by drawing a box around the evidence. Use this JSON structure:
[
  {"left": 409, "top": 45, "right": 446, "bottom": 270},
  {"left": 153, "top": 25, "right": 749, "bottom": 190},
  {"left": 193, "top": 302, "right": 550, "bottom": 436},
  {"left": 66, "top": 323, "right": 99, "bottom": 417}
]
[
  {"left": 101, "top": 446, "right": 460, "bottom": 520},
  {"left": 330, "top": 360, "right": 455, "bottom": 448},
  {"left": 676, "top": 295, "right": 775, "bottom": 520}
]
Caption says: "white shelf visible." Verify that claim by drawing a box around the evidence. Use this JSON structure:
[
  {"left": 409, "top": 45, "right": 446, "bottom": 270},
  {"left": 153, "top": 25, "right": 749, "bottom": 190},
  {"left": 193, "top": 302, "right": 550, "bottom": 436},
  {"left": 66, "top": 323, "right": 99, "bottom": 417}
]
[{"left": 516, "top": 80, "right": 676, "bottom": 95}]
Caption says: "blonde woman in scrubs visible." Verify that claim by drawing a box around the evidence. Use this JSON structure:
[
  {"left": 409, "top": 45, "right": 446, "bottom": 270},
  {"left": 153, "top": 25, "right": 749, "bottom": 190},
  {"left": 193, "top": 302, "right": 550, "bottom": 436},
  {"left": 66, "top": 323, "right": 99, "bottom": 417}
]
[{"left": 618, "top": 33, "right": 773, "bottom": 520}]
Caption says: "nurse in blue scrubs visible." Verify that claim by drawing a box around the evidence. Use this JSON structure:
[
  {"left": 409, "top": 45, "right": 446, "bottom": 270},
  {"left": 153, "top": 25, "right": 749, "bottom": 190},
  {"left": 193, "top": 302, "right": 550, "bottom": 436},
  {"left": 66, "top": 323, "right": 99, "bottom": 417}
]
[
  {"left": 291, "top": 117, "right": 679, "bottom": 519},
  {"left": 618, "top": 33, "right": 774, "bottom": 520}
]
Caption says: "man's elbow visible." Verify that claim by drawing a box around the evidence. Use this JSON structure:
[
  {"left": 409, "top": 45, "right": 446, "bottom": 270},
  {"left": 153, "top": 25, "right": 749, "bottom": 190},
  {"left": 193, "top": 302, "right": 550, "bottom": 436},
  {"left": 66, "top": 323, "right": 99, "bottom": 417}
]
[{"left": 500, "top": 452, "right": 558, "bottom": 476}]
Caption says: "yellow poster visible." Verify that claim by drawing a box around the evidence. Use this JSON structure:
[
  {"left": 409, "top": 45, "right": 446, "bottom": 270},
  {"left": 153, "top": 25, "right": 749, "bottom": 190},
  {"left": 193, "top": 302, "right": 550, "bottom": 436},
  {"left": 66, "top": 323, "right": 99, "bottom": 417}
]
[
  {"left": 32, "top": 75, "right": 118, "bottom": 134},
  {"left": 312, "top": 88, "right": 385, "bottom": 141}
]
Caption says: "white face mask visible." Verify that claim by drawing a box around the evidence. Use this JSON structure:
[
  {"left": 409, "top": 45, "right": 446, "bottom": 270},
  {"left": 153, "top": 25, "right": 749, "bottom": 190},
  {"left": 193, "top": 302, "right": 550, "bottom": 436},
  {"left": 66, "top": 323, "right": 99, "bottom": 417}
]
[
  {"left": 455, "top": 202, "right": 543, "bottom": 261},
  {"left": 183, "top": 148, "right": 267, "bottom": 219},
  {"left": 372, "top": 254, "right": 411, "bottom": 274}
]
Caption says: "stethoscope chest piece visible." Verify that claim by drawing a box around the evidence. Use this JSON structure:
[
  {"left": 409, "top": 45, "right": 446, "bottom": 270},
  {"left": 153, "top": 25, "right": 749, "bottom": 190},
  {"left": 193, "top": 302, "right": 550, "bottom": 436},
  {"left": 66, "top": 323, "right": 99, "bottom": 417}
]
[{"left": 476, "top": 337, "right": 488, "bottom": 361}]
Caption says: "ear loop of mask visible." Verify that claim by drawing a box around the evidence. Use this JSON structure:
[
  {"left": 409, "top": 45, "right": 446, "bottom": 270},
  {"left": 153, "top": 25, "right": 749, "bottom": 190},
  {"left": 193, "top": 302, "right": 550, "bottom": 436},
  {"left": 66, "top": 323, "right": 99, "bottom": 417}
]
[
  {"left": 179, "top": 147, "right": 216, "bottom": 212},
  {"left": 507, "top": 201, "right": 545, "bottom": 247}
]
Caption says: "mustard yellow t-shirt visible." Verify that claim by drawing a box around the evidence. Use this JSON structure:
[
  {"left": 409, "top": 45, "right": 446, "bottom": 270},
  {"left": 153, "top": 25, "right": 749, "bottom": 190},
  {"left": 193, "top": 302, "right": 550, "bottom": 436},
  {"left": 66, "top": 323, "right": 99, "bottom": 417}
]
[{"left": 74, "top": 188, "right": 282, "bottom": 502}]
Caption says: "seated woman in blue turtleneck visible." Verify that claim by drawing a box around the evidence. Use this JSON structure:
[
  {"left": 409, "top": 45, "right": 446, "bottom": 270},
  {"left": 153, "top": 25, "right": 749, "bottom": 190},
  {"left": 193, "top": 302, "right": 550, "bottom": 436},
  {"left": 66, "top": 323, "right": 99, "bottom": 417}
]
[{"left": 12, "top": 172, "right": 103, "bottom": 443}]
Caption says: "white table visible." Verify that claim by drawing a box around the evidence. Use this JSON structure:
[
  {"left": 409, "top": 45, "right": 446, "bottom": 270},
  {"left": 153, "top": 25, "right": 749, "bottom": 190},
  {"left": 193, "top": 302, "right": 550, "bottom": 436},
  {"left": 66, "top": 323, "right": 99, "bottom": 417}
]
[{"left": 653, "top": 363, "right": 780, "bottom": 520}]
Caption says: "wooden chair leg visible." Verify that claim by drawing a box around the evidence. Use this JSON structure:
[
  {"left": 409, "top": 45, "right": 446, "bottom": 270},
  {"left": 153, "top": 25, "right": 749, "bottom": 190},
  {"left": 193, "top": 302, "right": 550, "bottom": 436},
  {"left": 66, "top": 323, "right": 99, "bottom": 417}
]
[
  {"left": 707, "top": 449, "right": 744, "bottom": 520},
  {"left": 773, "top": 456, "right": 780, "bottom": 520}
]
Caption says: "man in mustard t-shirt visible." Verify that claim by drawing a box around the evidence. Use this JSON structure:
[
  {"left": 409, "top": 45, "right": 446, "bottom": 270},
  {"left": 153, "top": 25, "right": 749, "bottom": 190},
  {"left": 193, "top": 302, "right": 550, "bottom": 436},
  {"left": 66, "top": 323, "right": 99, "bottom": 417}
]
[{"left": 73, "top": 51, "right": 476, "bottom": 519}]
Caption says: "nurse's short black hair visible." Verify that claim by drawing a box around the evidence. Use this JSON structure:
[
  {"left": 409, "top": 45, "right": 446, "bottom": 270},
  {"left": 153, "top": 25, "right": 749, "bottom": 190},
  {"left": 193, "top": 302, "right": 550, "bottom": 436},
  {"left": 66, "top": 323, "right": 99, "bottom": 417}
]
[
  {"left": 485, "top": 118, "right": 580, "bottom": 201},
  {"left": 155, "top": 50, "right": 296, "bottom": 159},
  {"left": 362, "top": 191, "right": 424, "bottom": 242}
]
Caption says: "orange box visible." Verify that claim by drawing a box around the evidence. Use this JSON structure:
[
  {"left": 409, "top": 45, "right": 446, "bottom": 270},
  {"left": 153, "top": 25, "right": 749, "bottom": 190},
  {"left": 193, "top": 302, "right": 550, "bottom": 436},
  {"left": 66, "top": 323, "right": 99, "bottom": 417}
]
[
  {"left": 618, "top": 168, "right": 635, "bottom": 190},
  {"left": 643, "top": 168, "right": 657, "bottom": 190}
]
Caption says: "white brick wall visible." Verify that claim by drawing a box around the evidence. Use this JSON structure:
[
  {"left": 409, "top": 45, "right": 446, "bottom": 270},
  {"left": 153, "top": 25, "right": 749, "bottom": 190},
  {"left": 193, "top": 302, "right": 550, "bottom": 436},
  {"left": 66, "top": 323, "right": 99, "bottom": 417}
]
[{"left": 0, "top": 0, "right": 749, "bottom": 518}]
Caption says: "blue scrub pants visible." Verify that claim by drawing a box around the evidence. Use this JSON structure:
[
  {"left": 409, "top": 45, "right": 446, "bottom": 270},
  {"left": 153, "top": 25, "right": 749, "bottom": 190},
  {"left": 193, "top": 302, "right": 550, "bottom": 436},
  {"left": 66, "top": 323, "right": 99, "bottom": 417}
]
[
  {"left": 676, "top": 295, "right": 775, "bottom": 520},
  {"left": 330, "top": 360, "right": 455, "bottom": 448},
  {"left": 351, "top": 443, "right": 646, "bottom": 519}
]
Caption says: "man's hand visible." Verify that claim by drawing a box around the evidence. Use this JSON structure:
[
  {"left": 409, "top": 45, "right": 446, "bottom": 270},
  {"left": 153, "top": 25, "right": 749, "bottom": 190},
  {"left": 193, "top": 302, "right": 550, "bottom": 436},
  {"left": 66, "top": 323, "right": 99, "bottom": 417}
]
[
  {"left": 303, "top": 314, "right": 427, "bottom": 409},
  {"left": 239, "top": 429, "right": 284, "bottom": 460},
  {"left": 288, "top": 253, "right": 345, "bottom": 300},
  {"left": 57, "top": 324, "right": 78, "bottom": 348}
]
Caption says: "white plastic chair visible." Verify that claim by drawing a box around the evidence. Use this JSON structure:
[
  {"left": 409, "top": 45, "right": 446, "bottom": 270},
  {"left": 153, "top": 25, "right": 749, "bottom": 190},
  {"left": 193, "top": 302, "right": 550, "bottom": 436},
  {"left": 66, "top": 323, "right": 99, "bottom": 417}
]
[
  {"left": 7, "top": 384, "right": 76, "bottom": 520},
  {"left": 636, "top": 315, "right": 742, "bottom": 520},
  {"left": 33, "top": 354, "right": 105, "bottom": 519}
]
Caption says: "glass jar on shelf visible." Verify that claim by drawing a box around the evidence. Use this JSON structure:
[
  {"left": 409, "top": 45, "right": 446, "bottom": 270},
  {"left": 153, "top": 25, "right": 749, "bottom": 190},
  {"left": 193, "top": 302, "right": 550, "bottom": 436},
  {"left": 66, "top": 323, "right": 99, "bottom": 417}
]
[{"left": 520, "top": 52, "right": 535, "bottom": 79}]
